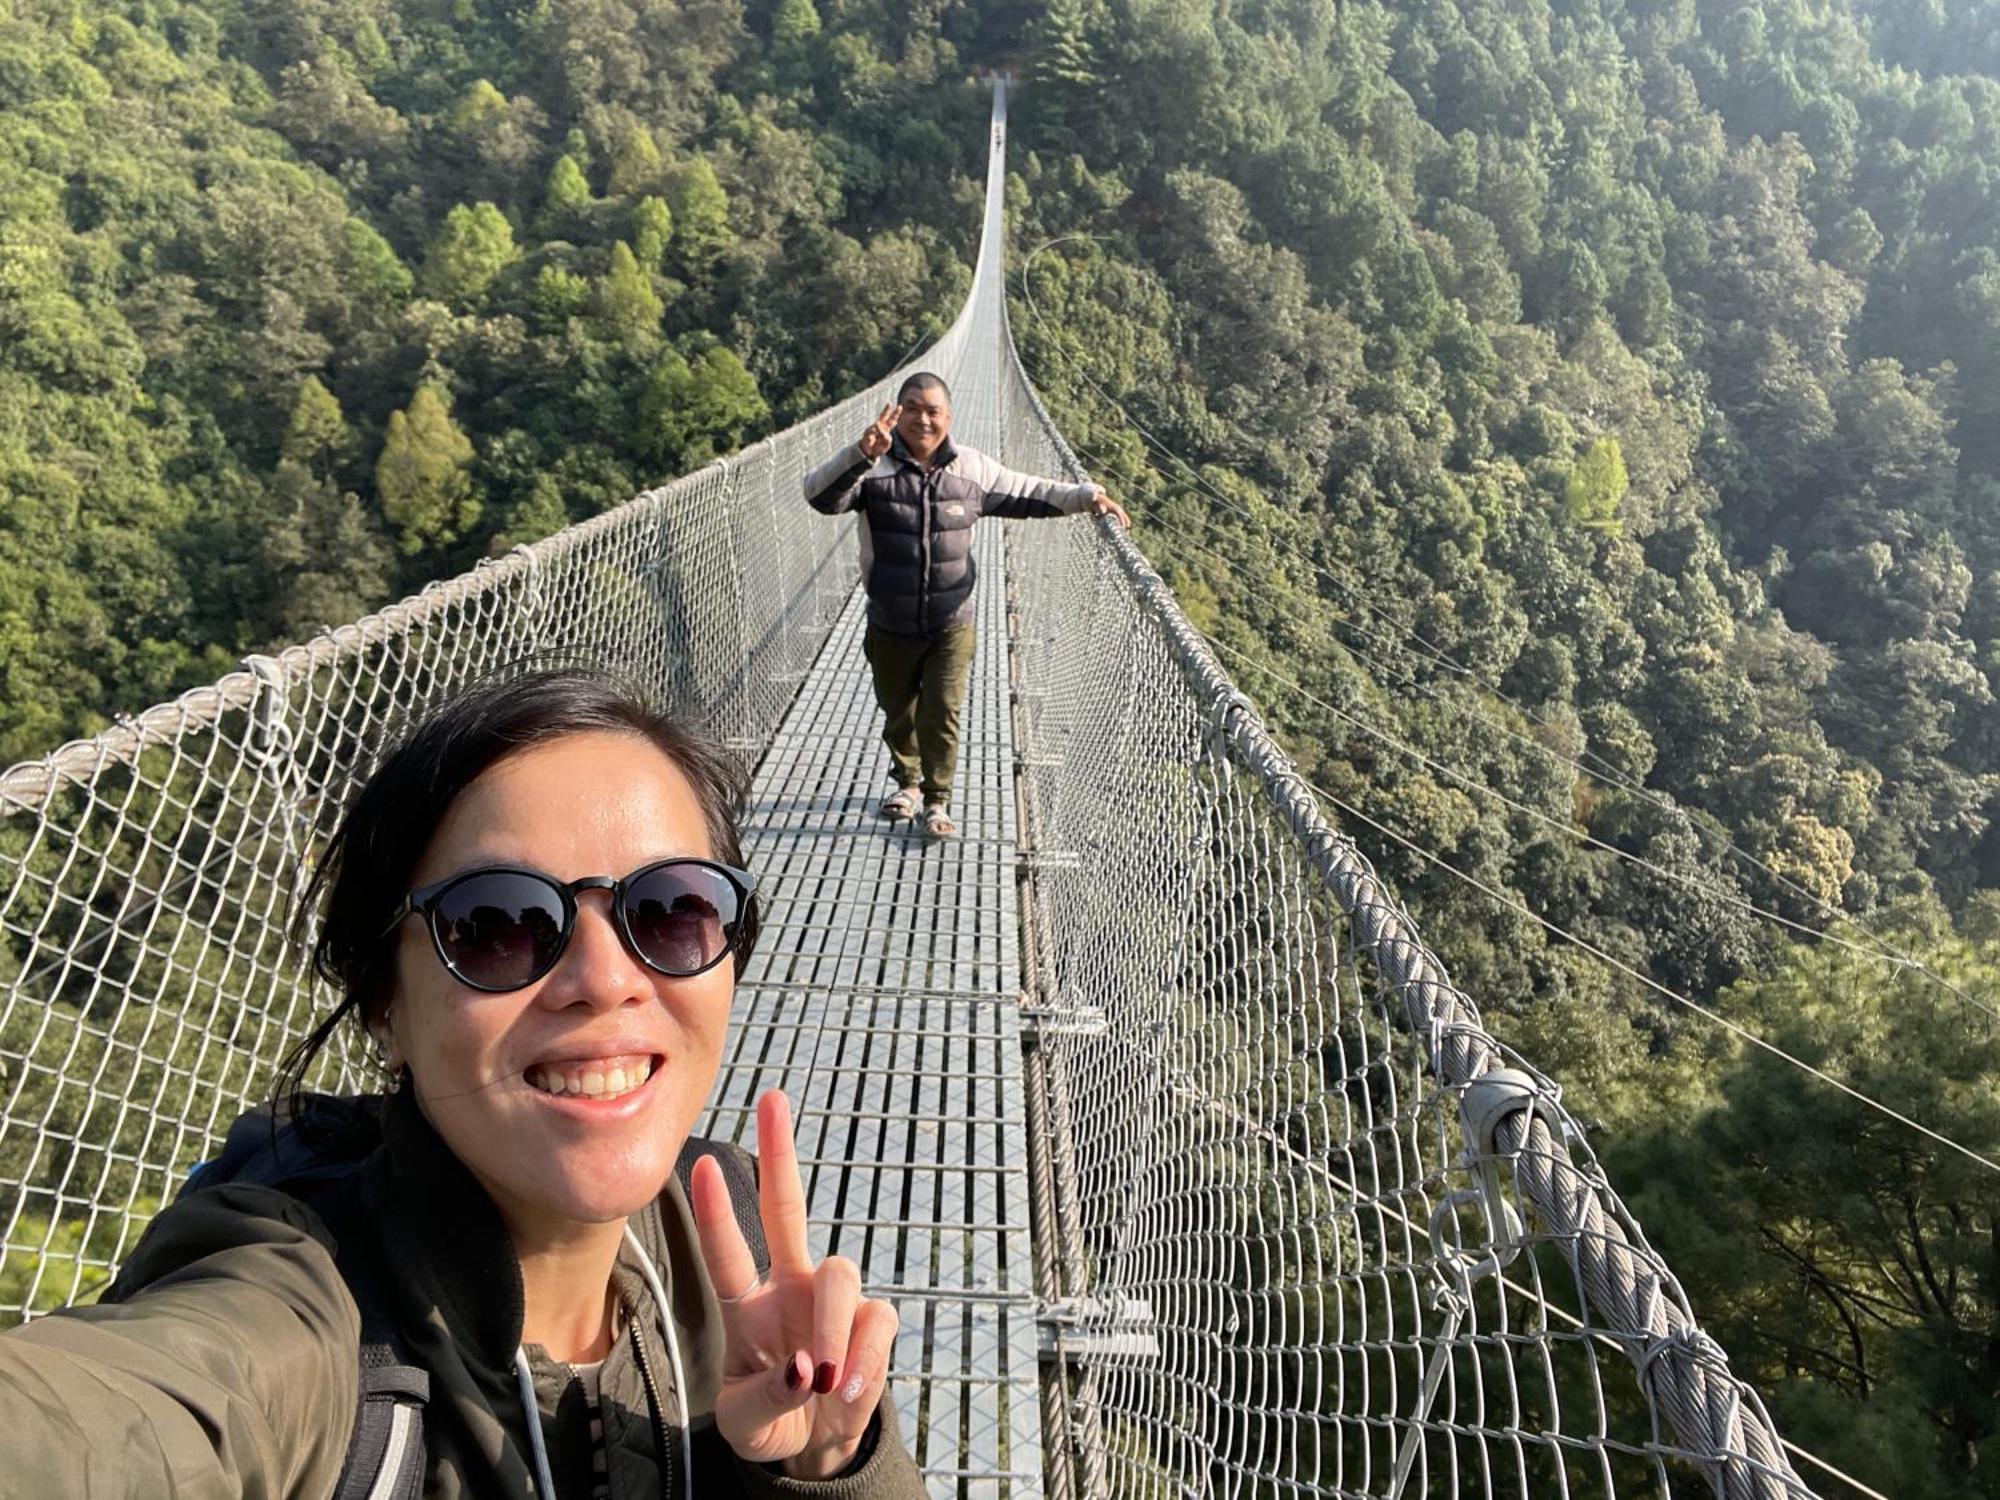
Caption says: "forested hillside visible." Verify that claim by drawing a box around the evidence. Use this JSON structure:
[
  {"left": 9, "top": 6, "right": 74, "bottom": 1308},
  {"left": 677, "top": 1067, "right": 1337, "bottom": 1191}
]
[
  {"left": 3, "top": 0, "right": 1998, "bottom": 1490},
  {"left": 0, "top": 0, "right": 994, "bottom": 764},
  {"left": 1009, "top": 0, "right": 2000, "bottom": 1489}
]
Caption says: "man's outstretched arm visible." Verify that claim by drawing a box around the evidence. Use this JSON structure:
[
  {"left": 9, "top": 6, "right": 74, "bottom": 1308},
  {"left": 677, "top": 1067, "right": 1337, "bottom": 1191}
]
[{"left": 965, "top": 450, "right": 1130, "bottom": 528}]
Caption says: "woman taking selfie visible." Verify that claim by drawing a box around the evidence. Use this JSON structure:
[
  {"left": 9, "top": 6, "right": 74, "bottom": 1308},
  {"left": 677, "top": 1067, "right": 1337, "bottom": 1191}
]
[{"left": 0, "top": 669, "right": 923, "bottom": 1499}]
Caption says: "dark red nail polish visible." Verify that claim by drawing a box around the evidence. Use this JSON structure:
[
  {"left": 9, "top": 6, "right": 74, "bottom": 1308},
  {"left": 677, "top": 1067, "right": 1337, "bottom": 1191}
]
[
  {"left": 784, "top": 1354, "right": 804, "bottom": 1390},
  {"left": 814, "top": 1361, "right": 837, "bottom": 1395}
]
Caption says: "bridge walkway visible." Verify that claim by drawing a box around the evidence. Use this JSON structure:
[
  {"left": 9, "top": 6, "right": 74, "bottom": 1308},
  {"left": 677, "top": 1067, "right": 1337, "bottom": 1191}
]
[{"left": 708, "top": 523, "right": 1041, "bottom": 1497}]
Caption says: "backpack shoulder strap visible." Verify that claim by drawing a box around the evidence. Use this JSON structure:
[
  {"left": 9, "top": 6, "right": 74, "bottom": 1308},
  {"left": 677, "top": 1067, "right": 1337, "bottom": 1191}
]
[
  {"left": 675, "top": 1135, "right": 769, "bottom": 1276},
  {"left": 308, "top": 1175, "right": 431, "bottom": 1500},
  {"left": 183, "top": 1098, "right": 426, "bottom": 1499}
]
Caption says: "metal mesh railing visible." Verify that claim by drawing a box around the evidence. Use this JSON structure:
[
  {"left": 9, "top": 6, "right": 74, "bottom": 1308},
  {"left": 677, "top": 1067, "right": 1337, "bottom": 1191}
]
[
  {"left": 0, "top": 78, "right": 1818, "bottom": 1499},
  {"left": 990, "top": 257, "right": 1812, "bottom": 1495},
  {"left": 0, "top": 325, "right": 992, "bottom": 1326}
]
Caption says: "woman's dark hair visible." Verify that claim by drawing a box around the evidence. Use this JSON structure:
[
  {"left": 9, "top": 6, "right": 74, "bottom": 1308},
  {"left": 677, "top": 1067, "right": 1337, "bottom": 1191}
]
[
  {"left": 896, "top": 370, "right": 951, "bottom": 405},
  {"left": 277, "top": 667, "right": 756, "bottom": 1104}
]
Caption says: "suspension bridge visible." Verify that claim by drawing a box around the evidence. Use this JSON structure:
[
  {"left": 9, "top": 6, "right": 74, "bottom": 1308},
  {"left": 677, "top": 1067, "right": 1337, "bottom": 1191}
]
[{"left": 0, "top": 80, "right": 1847, "bottom": 1498}]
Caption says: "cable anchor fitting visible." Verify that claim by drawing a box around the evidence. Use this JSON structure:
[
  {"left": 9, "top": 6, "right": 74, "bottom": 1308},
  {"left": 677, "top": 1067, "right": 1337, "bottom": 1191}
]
[
  {"left": 243, "top": 655, "right": 292, "bottom": 766},
  {"left": 1393, "top": 1067, "right": 1559, "bottom": 1498},
  {"left": 1438, "top": 1067, "right": 1565, "bottom": 1284}
]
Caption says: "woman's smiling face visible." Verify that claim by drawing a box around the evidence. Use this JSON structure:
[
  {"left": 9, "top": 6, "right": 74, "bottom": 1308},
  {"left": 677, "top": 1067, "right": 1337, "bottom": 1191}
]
[{"left": 381, "top": 730, "right": 737, "bottom": 1232}]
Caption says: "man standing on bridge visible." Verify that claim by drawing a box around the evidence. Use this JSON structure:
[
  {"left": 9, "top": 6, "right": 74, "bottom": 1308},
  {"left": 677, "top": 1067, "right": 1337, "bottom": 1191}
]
[{"left": 804, "top": 372, "right": 1129, "bottom": 838}]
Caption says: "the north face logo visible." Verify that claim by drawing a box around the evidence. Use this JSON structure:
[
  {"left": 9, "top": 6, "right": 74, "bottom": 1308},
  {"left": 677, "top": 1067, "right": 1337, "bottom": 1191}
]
[{"left": 942, "top": 502, "right": 966, "bottom": 519}]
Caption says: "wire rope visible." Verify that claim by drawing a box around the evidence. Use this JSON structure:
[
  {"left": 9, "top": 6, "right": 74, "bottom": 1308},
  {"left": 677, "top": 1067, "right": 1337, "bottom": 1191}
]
[{"left": 1282, "top": 767, "right": 2000, "bottom": 1177}]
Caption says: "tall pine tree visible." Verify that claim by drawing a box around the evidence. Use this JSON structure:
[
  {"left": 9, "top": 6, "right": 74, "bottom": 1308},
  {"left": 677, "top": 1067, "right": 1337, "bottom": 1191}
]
[{"left": 376, "top": 385, "right": 479, "bottom": 554}]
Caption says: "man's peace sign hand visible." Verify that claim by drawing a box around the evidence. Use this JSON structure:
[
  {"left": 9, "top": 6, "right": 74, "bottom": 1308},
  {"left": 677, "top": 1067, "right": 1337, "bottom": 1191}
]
[
  {"left": 691, "top": 1090, "right": 900, "bottom": 1479},
  {"left": 859, "top": 403, "right": 900, "bottom": 461}
]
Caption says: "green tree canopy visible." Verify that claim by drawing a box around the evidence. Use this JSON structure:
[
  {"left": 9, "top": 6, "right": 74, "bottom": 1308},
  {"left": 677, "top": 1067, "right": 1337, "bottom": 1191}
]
[
  {"left": 632, "top": 196, "right": 673, "bottom": 267},
  {"left": 1563, "top": 436, "right": 1629, "bottom": 533},
  {"left": 280, "top": 375, "right": 351, "bottom": 475},
  {"left": 638, "top": 343, "right": 766, "bottom": 469},
  {"left": 666, "top": 159, "right": 729, "bottom": 262},
  {"left": 607, "top": 124, "right": 664, "bottom": 197},
  {"left": 375, "top": 384, "right": 479, "bottom": 553},
  {"left": 422, "top": 202, "right": 518, "bottom": 307},
  {"left": 773, "top": 0, "right": 822, "bottom": 48},
  {"left": 542, "top": 154, "right": 593, "bottom": 227},
  {"left": 594, "top": 241, "right": 665, "bottom": 347}
]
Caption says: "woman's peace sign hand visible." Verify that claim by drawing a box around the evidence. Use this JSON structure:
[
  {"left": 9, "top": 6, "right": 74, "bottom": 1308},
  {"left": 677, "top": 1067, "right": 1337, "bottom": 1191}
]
[
  {"left": 858, "top": 403, "right": 900, "bottom": 461},
  {"left": 691, "top": 1090, "right": 900, "bottom": 1479}
]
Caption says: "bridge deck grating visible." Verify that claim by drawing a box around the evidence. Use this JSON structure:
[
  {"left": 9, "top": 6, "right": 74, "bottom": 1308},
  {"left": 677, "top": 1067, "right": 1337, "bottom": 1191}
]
[{"left": 703, "top": 521, "right": 1040, "bottom": 1498}]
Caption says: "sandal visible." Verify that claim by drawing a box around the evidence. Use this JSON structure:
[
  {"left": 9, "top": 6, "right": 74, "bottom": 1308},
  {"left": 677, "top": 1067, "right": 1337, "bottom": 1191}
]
[
  {"left": 880, "top": 787, "right": 921, "bottom": 820},
  {"left": 922, "top": 803, "right": 956, "bottom": 838}
]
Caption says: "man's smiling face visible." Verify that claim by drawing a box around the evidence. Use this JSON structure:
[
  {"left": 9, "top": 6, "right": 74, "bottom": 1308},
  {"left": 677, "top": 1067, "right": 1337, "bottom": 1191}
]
[{"left": 896, "top": 386, "right": 951, "bottom": 462}]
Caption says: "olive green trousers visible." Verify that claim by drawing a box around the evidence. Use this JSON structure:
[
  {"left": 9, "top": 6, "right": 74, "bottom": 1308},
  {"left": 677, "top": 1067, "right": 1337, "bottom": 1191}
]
[{"left": 862, "top": 623, "right": 977, "bottom": 808}]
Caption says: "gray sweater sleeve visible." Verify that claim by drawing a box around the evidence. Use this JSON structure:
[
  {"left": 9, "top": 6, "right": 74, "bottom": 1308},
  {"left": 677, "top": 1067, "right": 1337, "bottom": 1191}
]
[
  {"left": 956, "top": 448, "right": 1097, "bottom": 519},
  {"left": 804, "top": 444, "right": 875, "bottom": 515}
]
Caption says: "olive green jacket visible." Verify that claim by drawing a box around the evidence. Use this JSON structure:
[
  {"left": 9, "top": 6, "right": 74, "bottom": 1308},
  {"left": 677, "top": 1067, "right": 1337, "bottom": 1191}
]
[{"left": 0, "top": 1092, "right": 925, "bottom": 1499}]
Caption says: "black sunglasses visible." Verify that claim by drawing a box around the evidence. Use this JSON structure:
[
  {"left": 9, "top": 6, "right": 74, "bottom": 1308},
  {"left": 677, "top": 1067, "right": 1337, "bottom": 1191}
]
[{"left": 385, "top": 858, "right": 760, "bottom": 993}]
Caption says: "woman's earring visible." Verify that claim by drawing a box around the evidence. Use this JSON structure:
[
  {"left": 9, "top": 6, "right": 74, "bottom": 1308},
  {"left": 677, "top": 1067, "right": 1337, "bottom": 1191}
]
[{"left": 372, "top": 1025, "right": 404, "bottom": 1088}]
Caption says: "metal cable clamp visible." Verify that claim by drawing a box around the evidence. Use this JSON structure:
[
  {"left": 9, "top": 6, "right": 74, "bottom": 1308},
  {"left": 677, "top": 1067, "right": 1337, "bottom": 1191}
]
[{"left": 1390, "top": 1068, "right": 1560, "bottom": 1496}]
